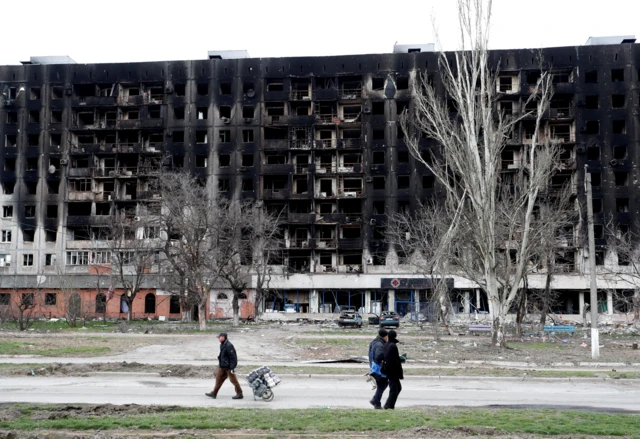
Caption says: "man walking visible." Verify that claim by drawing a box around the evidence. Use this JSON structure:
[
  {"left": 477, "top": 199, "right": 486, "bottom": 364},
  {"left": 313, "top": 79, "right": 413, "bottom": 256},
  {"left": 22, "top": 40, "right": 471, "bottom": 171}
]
[
  {"left": 368, "top": 329, "right": 389, "bottom": 409},
  {"left": 205, "top": 332, "right": 243, "bottom": 399},
  {"left": 382, "top": 329, "right": 403, "bottom": 409}
]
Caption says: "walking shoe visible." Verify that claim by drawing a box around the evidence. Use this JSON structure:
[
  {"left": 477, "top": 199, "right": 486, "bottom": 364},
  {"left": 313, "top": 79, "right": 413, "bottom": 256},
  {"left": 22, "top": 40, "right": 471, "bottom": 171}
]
[
  {"left": 205, "top": 393, "right": 216, "bottom": 399},
  {"left": 232, "top": 394, "right": 244, "bottom": 399},
  {"left": 384, "top": 406, "right": 394, "bottom": 410},
  {"left": 374, "top": 405, "right": 383, "bottom": 410}
]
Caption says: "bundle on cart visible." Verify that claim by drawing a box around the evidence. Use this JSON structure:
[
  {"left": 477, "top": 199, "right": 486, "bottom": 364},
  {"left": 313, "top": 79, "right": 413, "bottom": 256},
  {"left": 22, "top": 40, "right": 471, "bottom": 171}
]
[{"left": 245, "top": 366, "right": 281, "bottom": 401}]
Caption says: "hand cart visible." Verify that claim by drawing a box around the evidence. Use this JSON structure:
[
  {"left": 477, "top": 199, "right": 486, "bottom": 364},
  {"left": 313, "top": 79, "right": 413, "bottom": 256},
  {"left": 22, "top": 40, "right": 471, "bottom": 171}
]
[{"left": 245, "top": 366, "right": 281, "bottom": 402}]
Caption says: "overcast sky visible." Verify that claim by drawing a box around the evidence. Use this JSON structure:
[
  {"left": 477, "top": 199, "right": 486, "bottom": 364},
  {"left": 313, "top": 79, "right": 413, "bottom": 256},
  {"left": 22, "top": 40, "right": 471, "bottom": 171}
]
[{"left": 2, "top": 0, "right": 639, "bottom": 65}]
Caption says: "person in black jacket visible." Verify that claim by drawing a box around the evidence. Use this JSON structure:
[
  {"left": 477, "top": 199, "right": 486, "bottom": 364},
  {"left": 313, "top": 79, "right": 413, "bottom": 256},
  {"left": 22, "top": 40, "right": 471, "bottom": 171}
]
[
  {"left": 368, "top": 329, "right": 388, "bottom": 409},
  {"left": 382, "top": 329, "right": 403, "bottom": 409},
  {"left": 205, "top": 333, "right": 243, "bottom": 399}
]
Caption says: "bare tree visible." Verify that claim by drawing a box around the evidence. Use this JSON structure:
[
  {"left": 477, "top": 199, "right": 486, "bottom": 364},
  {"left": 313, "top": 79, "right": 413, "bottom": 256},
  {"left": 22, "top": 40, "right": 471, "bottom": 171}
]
[
  {"left": 154, "top": 172, "right": 281, "bottom": 329},
  {"left": 602, "top": 220, "right": 640, "bottom": 327},
  {"left": 108, "top": 207, "right": 159, "bottom": 321},
  {"left": 10, "top": 276, "right": 44, "bottom": 331},
  {"left": 400, "top": 0, "right": 563, "bottom": 347}
]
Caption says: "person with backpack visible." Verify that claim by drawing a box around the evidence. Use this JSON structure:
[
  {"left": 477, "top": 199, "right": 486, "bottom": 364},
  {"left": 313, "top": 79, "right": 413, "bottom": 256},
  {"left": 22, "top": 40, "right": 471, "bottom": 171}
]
[{"left": 368, "top": 328, "right": 389, "bottom": 409}]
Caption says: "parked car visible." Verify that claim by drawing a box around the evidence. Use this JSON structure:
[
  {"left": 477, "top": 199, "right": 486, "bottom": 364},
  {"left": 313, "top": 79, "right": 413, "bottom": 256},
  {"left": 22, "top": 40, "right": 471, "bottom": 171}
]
[
  {"left": 378, "top": 311, "right": 400, "bottom": 328},
  {"left": 337, "top": 308, "right": 363, "bottom": 328}
]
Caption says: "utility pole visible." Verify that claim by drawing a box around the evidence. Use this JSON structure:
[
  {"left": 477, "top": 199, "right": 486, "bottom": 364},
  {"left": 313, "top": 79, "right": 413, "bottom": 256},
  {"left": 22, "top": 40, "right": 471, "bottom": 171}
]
[{"left": 584, "top": 166, "right": 599, "bottom": 359}]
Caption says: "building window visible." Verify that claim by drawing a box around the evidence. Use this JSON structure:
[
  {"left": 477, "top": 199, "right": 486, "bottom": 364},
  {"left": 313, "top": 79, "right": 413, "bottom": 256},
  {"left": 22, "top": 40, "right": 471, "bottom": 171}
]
[
  {"left": 1, "top": 230, "right": 11, "bottom": 242},
  {"left": 45, "top": 293, "right": 57, "bottom": 306},
  {"left": 242, "top": 130, "right": 254, "bottom": 143},
  {"left": 23, "top": 254, "right": 34, "bottom": 266},
  {"left": 219, "top": 130, "right": 231, "bottom": 143},
  {"left": 144, "top": 293, "right": 156, "bottom": 314},
  {"left": 0, "top": 293, "right": 9, "bottom": 305},
  {"left": 45, "top": 254, "right": 56, "bottom": 266},
  {"left": 66, "top": 251, "right": 89, "bottom": 265},
  {"left": 95, "top": 293, "right": 106, "bottom": 313},
  {"left": 0, "top": 254, "right": 11, "bottom": 267},
  {"left": 23, "top": 230, "right": 35, "bottom": 242},
  {"left": 24, "top": 206, "right": 36, "bottom": 218},
  {"left": 2, "top": 206, "right": 13, "bottom": 218},
  {"left": 92, "top": 251, "right": 111, "bottom": 264},
  {"left": 169, "top": 295, "right": 180, "bottom": 314}
]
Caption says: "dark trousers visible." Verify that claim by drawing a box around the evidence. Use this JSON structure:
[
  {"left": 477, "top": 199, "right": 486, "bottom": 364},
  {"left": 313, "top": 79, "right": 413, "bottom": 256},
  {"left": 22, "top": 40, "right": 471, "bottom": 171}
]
[
  {"left": 211, "top": 368, "right": 243, "bottom": 397},
  {"left": 384, "top": 378, "right": 402, "bottom": 409},
  {"left": 371, "top": 374, "right": 388, "bottom": 407}
]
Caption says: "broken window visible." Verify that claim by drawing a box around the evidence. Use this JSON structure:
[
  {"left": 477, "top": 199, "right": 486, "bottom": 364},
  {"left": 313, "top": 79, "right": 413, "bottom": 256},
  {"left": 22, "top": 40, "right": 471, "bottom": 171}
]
[
  {"left": 372, "top": 101, "right": 384, "bottom": 115},
  {"left": 172, "top": 131, "right": 184, "bottom": 143},
  {"left": 265, "top": 79, "right": 283, "bottom": 92},
  {"left": 1, "top": 206, "right": 12, "bottom": 218},
  {"left": 219, "top": 130, "right": 230, "bottom": 143},
  {"left": 197, "top": 107, "right": 208, "bottom": 120},
  {"left": 23, "top": 254, "right": 34, "bottom": 266},
  {"left": 219, "top": 154, "right": 230, "bottom": 167},
  {"left": 47, "top": 181, "right": 59, "bottom": 194},
  {"left": 23, "top": 229, "right": 35, "bottom": 242},
  {"left": 195, "top": 155, "right": 207, "bottom": 168},
  {"left": 585, "top": 95, "right": 598, "bottom": 109},
  {"left": 219, "top": 179, "right": 230, "bottom": 191},
  {"left": 242, "top": 154, "right": 254, "bottom": 167},
  {"left": 397, "top": 150, "right": 409, "bottom": 163},
  {"left": 266, "top": 102, "right": 285, "bottom": 116},
  {"left": 25, "top": 182, "right": 37, "bottom": 195},
  {"left": 4, "top": 158, "right": 16, "bottom": 171},
  {"left": 373, "top": 176, "right": 385, "bottom": 190},
  {"left": 585, "top": 121, "right": 599, "bottom": 135},
  {"left": 29, "top": 110, "right": 40, "bottom": 123},
  {"left": 616, "top": 198, "right": 629, "bottom": 212},
  {"left": 372, "top": 151, "right": 385, "bottom": 164},
  {"left": 612, "top": 120, "right": 626, "bottom": 135},
  {"left": 24, "top": 205, "right": 36, "bottom": 218},
  {"left": 614, "top": 172, "right": 628, "bottom": 186},
  {"left": 397, "top": 175, "right": 410, "bottom": 189},
  {"left": 422, "top": 175, "right": 435, "bottom": 189},
  {"left": 197, "top": 83, "right": 208, "bottom": 96},
  {"left": 526, "top": 71, "right": 541, "bottom": 84},
  {"left": 174, "top": 83, "right": 186, "bottom": 96},
  {"left": 28, "top": 134, "right": 39, "bottom": 147},
  {"left": 195, "top": 131, "right": 207, "bottom": 144},
  {"left": 372, "top": 77, "right": 385, "bottom": 91},
  {"left": 587, "top": 146, "right": 600, "bottom": 161},
  {"left": 611, "top": 94, "right": 625, "bottom": 108},
  {"left": 219, "top": 82, "right": 232, "bottom": 95},
  {"left": 585, "top": 70, "right": 597, "bottom": 84},
  {"left": 243, "top": 105, "right": 254, "bottom": 119},
  {"left": 396, "top": 76, "right": 409, "bottom": 90},
  {"left": 220, "top": 106, "right": 231, "bottom": 119},
  {"left": 590, "top": 172, "right": 601, "bottom": 187},
  {"left": 613, "top": 146, "right": 627, "bottom": 160},
  {"left": 592, "top": 198, "right": 602, "bottom": 213},
  {"left": 611, "top": 69, "right": 624, "bottom": 82},
  {"left": 1, "top": 230, "right": 11, "bottom": 242},
  {"left": 45, "top": 255, "right": 56, "bottom": 267},
  {"left": 51, "top": 86, "right": 63, "bottom": 99}
]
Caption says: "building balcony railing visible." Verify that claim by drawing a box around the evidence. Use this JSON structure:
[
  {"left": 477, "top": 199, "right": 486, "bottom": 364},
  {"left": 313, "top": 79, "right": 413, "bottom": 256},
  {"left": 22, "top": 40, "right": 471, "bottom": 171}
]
[
  {"left": 295, "top": 164, "right": 310, "bottom": 174},
  {"left": 316, "top": 238, "right": 337, "bottom": 249},
  {"left": 337, "top": 238, "right": 363, "bottom": 249},
  {"left": 288, "top": 239, "right": 311, "bottom": 249},
  {"left": 337, "top": 163, "right": 363, "bottom": 173},
  {"left": 316, "top": 163, "right": 336, "bottom": 174},
  {"left": 339, "top": 138, "right": 363, "bottom": 149},
  {"left": 288, "top": 213, "right": 315, "bottom": 223},
  {"left": 289, "top": 139, "right": 313, "bottom": 150},
  {"left": 263, "top": 189, "right": 290, "bottom": 199},
  {"left": 290, "top": 90, "right": 312, "bottom": 100},
  {"left": 337, "top": 189, "right": 364, "bottom": 198},
  {"left": 315, "top": 139, "right": 337, "bottom": 149},
  {"left": 340, "top": 88, "right": 362, "bottom": 99},
  {"left": 315, "top": 114, "right": 339, "bottom": 124}
]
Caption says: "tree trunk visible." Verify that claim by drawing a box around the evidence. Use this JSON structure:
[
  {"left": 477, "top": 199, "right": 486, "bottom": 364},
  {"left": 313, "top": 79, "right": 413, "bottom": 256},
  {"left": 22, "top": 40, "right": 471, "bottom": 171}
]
[
  {"left": 539, "top": 255, "right": 553, "bottom": 327},
  {"left": 198, "top": 301, "right": 207, "bottom": 330},
  {"left": 232, "top": 291, "right": 240, "bottom": 327},
  {"left": 515, "top": 289, "right": 527, "bottom": 337},
  {"left": 127, "top": 297, "right": 133, "bottom": 322},
  {"left": 633, "top": 289, "right": 640, "bottom": 327}
]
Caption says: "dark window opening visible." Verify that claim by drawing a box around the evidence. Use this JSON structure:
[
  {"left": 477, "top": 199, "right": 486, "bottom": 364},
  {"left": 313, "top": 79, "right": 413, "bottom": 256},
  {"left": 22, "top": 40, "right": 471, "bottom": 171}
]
[
  {"left": 23, "top": 229, "right": 35, "bottom": 242},
  {"left": 219, "top": 82, "right": 232, "bottom": 95},
  {"left": 587, "top": 146, "right": 600, "bottom": 160},
  {"left": 174, "top": 106, "right": 185, "bottom": 120},
  {"left": 4, "top": 158, "right": 16, "bottom": 171},
  {"left": 396, "top": 76, "right": 409, "bottom": 90},
  {"left": 29, "top": 110, "right": 40, "bottom": 123},
  {"left": 172, "top": 131, "right": 184, "bottom": 142},
  {"left": 45, "top": 293, "right": 56, "bottom": 306},
  {"left": 396, "top": 101, "right": 409, "bottom": 114},
  {"left": 47, "top": 181, "right": 59, "bottom": 194},
  {"left": 174, "top": 83, "right": 186, "bottom": 96},
  {"left": 613, "top": 146, "right": 627, "bottom": 160},
  {"left": 372, "top": 78, "right": 385, "bottom": 90},
  {"left": 144, "top": 293, "right": 156, "bottom": 314},
  {"left": 26, "top": 182, "right": 37, "bottom": 195},
  {"left": 197, "top": 83, "right": 208, "bottom": 96},
  {"left": 372, "top": 101, "right": 384, "bottom": 115},
  {"left": 422, "top": 175, "right": 435, "bottom": 189},
  {"left": 526, "top": 71, "right": 541, "bottom": 84},
  {"left": 372, "top": 129, "right": 385, "bottom": 140},
  {"left": 242, "top": 154, "right": 254, "bottom": 166},
  {"left": 195, "top": 131, "right": 208, "bottom": 143},
  {"left": 373, "top": 201, "right": 385, "bottom": 214},
  {"left": 169, "top": 295, "right": 180, "bottom": 314},
  {"left": 372, "top": 151, "right": 385, "bottom": 164},
  {"left": 611, "top": 69, "right": 624, "bottom": 82},
  {"left": 592, "top": 199, "right": 602, "bottom": 213},
  {"left": 46, "top": 205, "right": 58, "bottom": 218},
  {"left": 195, "top": 155, "right": 207, "bottom": 168},
  {"left": 219, "top": 130, "right": 230, "bottom": 143},
  {"left": 585, "top": 95, "right": 598, "bottom": 109},
  {"left": 614, "top": 172, "right": 628, "bottom": 186},
  {"left": 243, "top": 105, "right": 254, "bottom": 119},
  {"left": 616, "top": 198, "right": 629, "bottom": 212},
  {"left": 595, "top": 251, "right": 605, "bottom": 266},
  {"left": 266, "top": 79, "right": 283, "bottom": 92},
  {"left": 397, "top": 175, "right": 410, "bottom": 189},
  {"left": 219, "top": 179, "right": 230, "bottom": 191},
  {"left": 26, "top": 157, "right": 39, "bottom": 171},
  {"left": 25, "top": 205, "right": 36, "bottom": 218},
  {"left": 220, "top": 106, "right": 231, "bottom": 119},
  {"left": 45, "top": 230, "right": 57, "bottom": 242},
  {"left": 397, "top": 150, "right": 409, "bottom": 163},
  {"left": 219, "top": 154, "right": 230, "bottom": 167},
  {"left": 585, "top": 70, "right": 597, "bottom": 83},
  {"left": 28, "top": 134, "right": 39, "bottom": 147},
  {"left": 242, "top": 178, "right": 253, "bottom": 191},
  {"left": 591, "top": 172, "right": 601, "bottom": 187},
  {"left": 585, "top": 121, "right": 599, "bottom": 135},
  {"left": 611, "top": 94, "right": 625, "bottom": 108},
  {"left": 612, "top": 120, "right": 626, "bottom": 135},
  {"left": 373, "top": 176, "right": 385, "bottom": 190}
]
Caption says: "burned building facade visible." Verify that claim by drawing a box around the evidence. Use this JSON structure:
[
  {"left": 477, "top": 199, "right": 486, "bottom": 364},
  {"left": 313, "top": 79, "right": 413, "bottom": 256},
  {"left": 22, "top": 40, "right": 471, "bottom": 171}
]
[{"left": 0, "top": 39, "right": 639, "bottom": 321}]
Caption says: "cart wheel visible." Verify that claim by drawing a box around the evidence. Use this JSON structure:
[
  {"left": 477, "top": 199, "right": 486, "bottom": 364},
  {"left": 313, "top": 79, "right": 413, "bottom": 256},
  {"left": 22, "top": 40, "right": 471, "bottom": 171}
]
[{"left": 261, "top": 389, "right": 274, "bottom": 402}]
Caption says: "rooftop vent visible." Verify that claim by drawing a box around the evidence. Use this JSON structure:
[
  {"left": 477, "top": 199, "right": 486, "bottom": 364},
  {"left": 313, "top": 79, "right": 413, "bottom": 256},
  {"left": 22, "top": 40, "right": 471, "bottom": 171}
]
[
  {"left": 393, "top": 43, "right": 435, "bottom": 54},
  {"left": 584, "top": 35, "right": 636, "bottom": 46},
  {"left": 207, "top": 50, "right": 250, "bottom": 60},
  {"left": 21, "top": 56, "right": 76, "bottom": 65}
]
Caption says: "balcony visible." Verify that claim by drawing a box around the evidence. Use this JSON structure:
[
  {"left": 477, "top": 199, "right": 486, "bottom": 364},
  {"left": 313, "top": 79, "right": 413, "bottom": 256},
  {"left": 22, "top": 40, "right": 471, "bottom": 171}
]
[
  {"left": 339, "top": 139, "right": 363, "bottom": 149},
  {"left": 338, "top": 189, "right": 364, "bottom": 198},
  {"left": 263, "top": 189, "right": 290, "bottom": 200},
  {"left": 68, "top": 168, "right": 92, "bottom": 177},
  {"left": 289, "top": 139, "right": 313, "bottom": 150},
  {"left": 290, "top": 90, "right": 312, "bottom": 101},
  {"left": 340, "top": 88, "right": 363, "bottom": 99},
  {"left": 315, "top": 163, "right": 336, "bottom": 174},
  {"left": 316, "top": 238, "right": 337, "bottom": 249},
  {"left": 288, "top": 239, "right": 311, "bottom": 249},
  {"left": 315, "top": 114, "right": 339, "bottom": 124},
  {"left": 72, "top": 96, "right": 117, "bottom": 107},
  {"left": 313, "top": 89, "right": 338, "bottom": 101},
  {"left": 288, "top": 213, "right": 315, "bottom": 223},
  {"left": 263, "top": 164, "right": 293, "bottom": 174},
  {"left": 337, "top": 164, "right": 363, "bottom": 173},
  {"left": 263, "top": 139, "right": 288, "bottom": 150}
]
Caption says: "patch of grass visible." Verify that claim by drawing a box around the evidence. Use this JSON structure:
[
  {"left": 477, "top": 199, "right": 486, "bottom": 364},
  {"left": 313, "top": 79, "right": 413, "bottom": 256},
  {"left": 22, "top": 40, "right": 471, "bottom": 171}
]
[
  {"left": 0, "top": 341, "right": 110, "bottom": 356},
  {"left": 0, "top": 405, "right": 638, "bottom": 436}
]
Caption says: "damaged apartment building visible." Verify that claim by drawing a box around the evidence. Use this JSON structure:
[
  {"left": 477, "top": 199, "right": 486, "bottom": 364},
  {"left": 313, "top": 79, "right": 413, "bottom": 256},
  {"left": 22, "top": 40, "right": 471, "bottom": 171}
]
[{"left": 0, "top": 37, "right": 639, "bottom": 321}]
